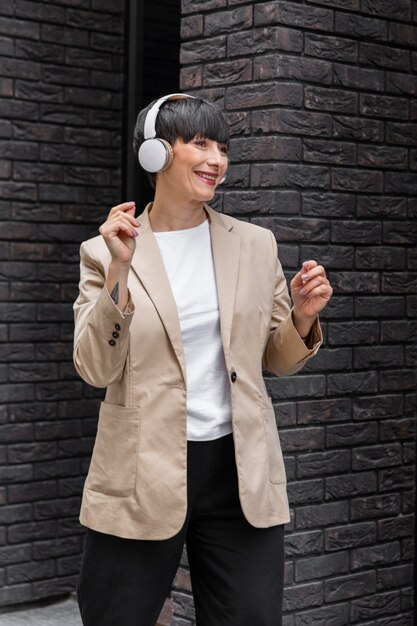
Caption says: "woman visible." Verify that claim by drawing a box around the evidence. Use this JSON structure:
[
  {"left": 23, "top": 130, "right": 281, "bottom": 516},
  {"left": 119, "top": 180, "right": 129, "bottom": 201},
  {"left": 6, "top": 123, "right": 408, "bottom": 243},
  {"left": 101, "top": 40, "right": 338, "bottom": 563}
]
[{"left": 74, "top": 94, "right": 332, "bottom": 626}]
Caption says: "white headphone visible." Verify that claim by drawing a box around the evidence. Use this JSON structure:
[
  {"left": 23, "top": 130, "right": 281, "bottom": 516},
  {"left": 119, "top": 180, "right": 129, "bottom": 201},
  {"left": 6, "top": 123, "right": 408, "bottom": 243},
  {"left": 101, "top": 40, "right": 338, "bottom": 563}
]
[{"left": 138, "top": 93, "right": 196, "bottom": 173}]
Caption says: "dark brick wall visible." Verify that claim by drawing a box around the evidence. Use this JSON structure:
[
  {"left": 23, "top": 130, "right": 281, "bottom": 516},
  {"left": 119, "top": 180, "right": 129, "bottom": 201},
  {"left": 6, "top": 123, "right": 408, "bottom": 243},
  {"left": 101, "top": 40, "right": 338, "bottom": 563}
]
[
  {"left": 176, "top": 1, "right": 416, "bottom": 624},
  {"left": 0, "top": 0, "right": 125, "bottom": 608}
]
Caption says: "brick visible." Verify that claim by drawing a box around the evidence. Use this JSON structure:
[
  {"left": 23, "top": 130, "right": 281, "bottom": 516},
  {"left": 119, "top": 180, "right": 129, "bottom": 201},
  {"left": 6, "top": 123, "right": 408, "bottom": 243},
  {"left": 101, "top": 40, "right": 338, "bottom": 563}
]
[
  {"left": 385, "top": 172, "right": 417, "bottom": 194},
  {"left": 297, "top": 450, "right": 350, "bottom": 478},
  {"left": 0, "top": 584, "right": 32, "bottom": 606},
  {"left": 352, "top": 542, "right": 401, "bottom": 570},
  {"left": 388, "top": 22, "right": 417, "bottom": 46},
  {"left": 360, "top": 94, "right": 409, "bottom": 120},
  {"left": 297, "top": 398, "right": 351, "bottom": 424},
  {"left": 354, "top": 346, "right": 403, "bottom": 369},
  {"left": 353, "top": 395, "right": 403, "bottom": 421},
  {"left": 381, "top": 320, "right": 417, "bottom": 343},
  {"left": 304, "top": 86, "right": 357, "bottom": 114},
  {"left": 0, "top": 545, "right": 31, "bottom": 566},
  {"left": 180, "top": 35, "right": 225, "bottom": 64},
  {"left": 360, "top": 42, "right": 410, "bottom": 70},
  {"left": 303, "top": 347, "right": 352, "bottom": 372},
  {"left": 231, "top": 136, "right": 301, "bottom": 162},
  {"left": 252, "top": 164, "right": 330, "bottom": 190},
  {"left": 328, "top": 321, "right": 379, "bottom": 346},
  {"left": 351, "top": 591, "right": 401, "bottom": 622},
  {"left": 303, "top": 139, "right": 355, "bottom": 165},
  {"left": 182, "top": 0, "right": 226, "bottom": 13},
  {"left": 325, "top": 522, "right": 376, "bottom": 551},
  {"left": 326, "top": 471, "right": 376, "bottom": 499},
  {"left": 358, "top": 145, "right": 407, "bottom": 169},
  {"left": 296, "top": 552, "right": 349, "bottom": 582},
  {"left": 378, "top": 515, "right": 414, "bottom": 541},
  {"left": 226, "top": 81, "right": 302, "bottom": 109},
  {"left": 266, "top": 375, "right": 325, "bottom": 399},
  {"left": 356, "top": 247, "right": 405, "bottom": 270},
  {"left": 229, "top": 26, "right": 302, "bottom": 57},
  {"left": 302, "top": 192, "right": 355, "bottom": 218},
  {"left": 295, "top": 604, "right": 349, "bottom": 626},
  {"left": 7, "top": 520, "right": 57, "bottom": 544},
  {"left": 351, "top": 494, "right": 401, "bottom": 521},
  {"left": 357, "top": 195, "right": 408, "bottom": 218},
  {"left": 333, "top": 116, "right": 383, "bottom": 142},
  {"left": 305, "top": 33, "right": 357, "bottom": 62},
  {"left": 386, "top": 71, "right": 417, "bottom": 97},
  {"left": 31, "top": 574, "right": 78, "bottom": 600},
  {"left": 280, "top": 427, "right": 324, "bottom": 452},
  {"left": 352, "top": 444, "right": 402, "bottom": 470},
  {"left": 181, "top": 15, "right": 203, "bottom": 40},
  {"left": 0, "top": 504, "right": 32, "bottom": 525},
  {"left": 377, "top": 564, "right": 414, "bottom": 591},
  {"left": 285, "top": 530, "right": 323, "bottom": 557},
  {"left": 333, "top": 63, "right": 384, "bottom": 92},
  {"left": 379, "top": 369, "right": 416, "bottom": 392},
  {"left": 296, "top": 502, "right": 349, "bottom": 529},
  {"left": 325, "top": 571, "right": 376, "bottom": 602},
  {"left": 362, "top": 0, "right": 411, "bottom": 20},
  {"left": 7, "top": 559, "right": 55, "bottom": 585},
  {"left": 283, "top": 581, "right": 323, "bottom": 612},
  {"left": 254, "top": 2, "right": 333, "bottom": 31},
  {"left": 254, "top": 53, "right": 331, "bottom": 83},
  {"left": 302, "top": 246, "right": 354, "bottom": 271},
  {"left": 331, "top": 168, "right": 383, "bottom": 193},
  {"left": 204, "top": 6, "right": 252, "bottom": 36},
  {"left": 383, "top": 225, "right": 417, "bottom": 246},
  {"left": 328, "top": 371, "right": 378, "bottom": 396},
  {"left": 379, "top": 466, "right": 415, "bottom": 491},
  {"left": 0, "top": 16, "right": 40, "bottom": 40},
  {"left": 287, "top": 479, "right": 324, "bottom": 504},
  {"left": 328, "top": 419, "right": 378, "bottom": 446},
  {"left": 335, "top": 11, "right": 387, "bottom": 41},
  {"left": 330, "top": 270, "right": 380, "bottom": 291},
  {"left": 203, "top": 58, "right": 252, "bottom": 87}
]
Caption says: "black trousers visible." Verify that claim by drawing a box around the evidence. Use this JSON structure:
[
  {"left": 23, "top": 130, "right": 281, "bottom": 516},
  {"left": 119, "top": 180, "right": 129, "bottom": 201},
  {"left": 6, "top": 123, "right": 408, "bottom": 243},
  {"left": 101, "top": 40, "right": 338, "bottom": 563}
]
[{"left": 77, "top": 434, "right": 284, "bottom": 626}]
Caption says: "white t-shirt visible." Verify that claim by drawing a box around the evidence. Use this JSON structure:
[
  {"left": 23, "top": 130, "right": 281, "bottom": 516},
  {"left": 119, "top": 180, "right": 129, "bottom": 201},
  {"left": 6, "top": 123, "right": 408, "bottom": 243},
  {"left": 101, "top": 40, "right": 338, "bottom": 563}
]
[{"left": 154, "top": 219, "right": 232, "bottom": 441}]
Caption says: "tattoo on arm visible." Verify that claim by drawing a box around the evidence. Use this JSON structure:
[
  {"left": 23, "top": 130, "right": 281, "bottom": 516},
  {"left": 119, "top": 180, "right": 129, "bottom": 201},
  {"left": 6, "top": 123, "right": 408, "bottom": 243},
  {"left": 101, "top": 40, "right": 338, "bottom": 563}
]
[{"left": 110, "top": 282, "right": 119, "bottom": 305}]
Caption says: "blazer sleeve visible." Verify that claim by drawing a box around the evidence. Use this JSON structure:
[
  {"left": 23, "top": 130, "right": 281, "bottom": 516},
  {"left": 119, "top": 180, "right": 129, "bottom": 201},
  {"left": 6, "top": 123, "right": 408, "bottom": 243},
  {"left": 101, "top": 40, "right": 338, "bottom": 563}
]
[
  {"left": 262, "top": 231, "right": 322, "bottom": 377},
  {"left": 73, "top": 240, "right": 135, "bottom": 388}
]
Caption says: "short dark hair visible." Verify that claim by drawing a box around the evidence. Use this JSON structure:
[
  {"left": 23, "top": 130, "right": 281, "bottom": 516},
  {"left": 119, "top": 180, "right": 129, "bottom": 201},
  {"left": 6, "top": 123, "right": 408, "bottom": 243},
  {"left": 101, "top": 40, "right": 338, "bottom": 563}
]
[{"left": 133, "top": 95, "right": 230, "bottom": 188}]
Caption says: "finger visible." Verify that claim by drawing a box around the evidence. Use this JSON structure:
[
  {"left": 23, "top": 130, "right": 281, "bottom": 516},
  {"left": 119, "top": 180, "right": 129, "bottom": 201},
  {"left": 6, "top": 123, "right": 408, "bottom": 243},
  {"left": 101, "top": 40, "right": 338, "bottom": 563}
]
[
  {"left": 108, "top": 201, "right": 136, "bottom": 219},
  {"left": 301, "top": 265, "right": 326, "bottom": 282},
  {"left": 301, "top": 260, "right": 318, "bottom": 273},
  {"left": 303, "top": 284, "right": 333, "bottom": 300},
  {"left": 101, "top": 220, "right": 138, "bottom": 238},
  {"left": 108, "top": 210, "right": 140, "bottom": 227},
  {"left": 299, "top": 276, "right": 327, "bottom": 295}
]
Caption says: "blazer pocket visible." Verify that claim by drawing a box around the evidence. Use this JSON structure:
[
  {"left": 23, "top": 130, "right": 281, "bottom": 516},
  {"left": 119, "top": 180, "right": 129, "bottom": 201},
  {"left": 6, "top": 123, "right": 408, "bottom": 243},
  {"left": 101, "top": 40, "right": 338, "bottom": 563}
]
[
  {"left": 86, "top": 401, "right": 140, "bottom": 497},
  {"left": 259, "top": 396, "right": 287, "bottom": 485}
]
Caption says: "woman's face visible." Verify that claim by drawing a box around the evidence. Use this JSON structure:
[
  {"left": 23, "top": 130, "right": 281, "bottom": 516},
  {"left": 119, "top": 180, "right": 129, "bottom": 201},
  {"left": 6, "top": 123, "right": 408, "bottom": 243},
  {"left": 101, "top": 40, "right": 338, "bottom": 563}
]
[{"left": 157, "top": 135, "right": 228, "bottom": 203}]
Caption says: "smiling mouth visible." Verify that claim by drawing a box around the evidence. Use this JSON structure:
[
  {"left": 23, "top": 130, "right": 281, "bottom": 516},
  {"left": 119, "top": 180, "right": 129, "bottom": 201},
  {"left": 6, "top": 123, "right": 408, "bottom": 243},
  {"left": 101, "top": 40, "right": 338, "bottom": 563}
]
[{"left": 194, "top": 171, "right": 217, "bottom": 186}]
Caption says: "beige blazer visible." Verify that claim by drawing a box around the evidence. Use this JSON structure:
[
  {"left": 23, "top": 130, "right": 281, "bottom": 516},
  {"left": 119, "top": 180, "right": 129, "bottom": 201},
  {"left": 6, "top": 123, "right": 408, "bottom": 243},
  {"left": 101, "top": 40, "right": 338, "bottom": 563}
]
[{"left": 73, "top": 204, "right": 322, "bottom": 539}]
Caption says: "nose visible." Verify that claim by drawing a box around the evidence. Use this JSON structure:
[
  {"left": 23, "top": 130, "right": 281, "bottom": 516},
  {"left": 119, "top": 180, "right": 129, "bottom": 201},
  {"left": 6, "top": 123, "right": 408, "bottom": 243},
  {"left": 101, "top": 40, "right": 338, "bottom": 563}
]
[{"left": 206, "top": 142, "right": 224, "bottom": 167}]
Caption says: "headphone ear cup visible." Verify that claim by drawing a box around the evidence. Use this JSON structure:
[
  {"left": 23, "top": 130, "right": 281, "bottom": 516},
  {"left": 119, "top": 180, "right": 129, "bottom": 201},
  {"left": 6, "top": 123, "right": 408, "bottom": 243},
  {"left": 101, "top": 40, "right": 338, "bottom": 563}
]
[{"left": 138, "top": 138, "right": 173, "bottom": 173}]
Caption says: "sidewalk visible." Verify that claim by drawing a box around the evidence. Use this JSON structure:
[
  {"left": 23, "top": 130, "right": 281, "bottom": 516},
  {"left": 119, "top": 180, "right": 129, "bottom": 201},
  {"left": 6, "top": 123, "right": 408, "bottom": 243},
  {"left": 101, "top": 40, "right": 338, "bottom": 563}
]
[{"left": 0, "top": 595, "right": 81, "bottom": 626}]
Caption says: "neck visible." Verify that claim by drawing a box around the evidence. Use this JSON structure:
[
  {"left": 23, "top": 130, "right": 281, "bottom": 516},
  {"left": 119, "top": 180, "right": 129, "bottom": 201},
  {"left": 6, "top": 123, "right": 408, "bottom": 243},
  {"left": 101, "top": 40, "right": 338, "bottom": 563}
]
[{"left": 149, "top": 189, "right": 207, "bottom": 232}]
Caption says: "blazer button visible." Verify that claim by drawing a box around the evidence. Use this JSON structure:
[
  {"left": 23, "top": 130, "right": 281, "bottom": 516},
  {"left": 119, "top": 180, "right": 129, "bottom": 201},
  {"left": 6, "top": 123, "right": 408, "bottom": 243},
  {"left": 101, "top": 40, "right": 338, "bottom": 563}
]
[
  {"left": 108, "top": 339, "right": 116, "bottom": 346},
  {"left": 230, "top": 371, "right": 237, "bottom": 383},
  {"left": 112, "top": 331, "right": 119, "bottom": 339},
  {"left": 115, "top": 323, "right": 121, "bottom": 331}
]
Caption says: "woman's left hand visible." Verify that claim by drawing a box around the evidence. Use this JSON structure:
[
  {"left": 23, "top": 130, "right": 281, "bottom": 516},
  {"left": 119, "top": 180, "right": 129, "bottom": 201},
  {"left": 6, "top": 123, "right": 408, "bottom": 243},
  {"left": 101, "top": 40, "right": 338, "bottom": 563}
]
[{"left": 291, "top": 260, "right": 333, "bottom": 326}]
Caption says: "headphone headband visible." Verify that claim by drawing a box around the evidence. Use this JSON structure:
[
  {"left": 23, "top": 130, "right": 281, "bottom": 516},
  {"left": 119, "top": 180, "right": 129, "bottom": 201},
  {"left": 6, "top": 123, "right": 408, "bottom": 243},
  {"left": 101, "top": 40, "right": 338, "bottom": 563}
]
[{"left": 143, "top": 93, "right": 196, "bottom": 140}]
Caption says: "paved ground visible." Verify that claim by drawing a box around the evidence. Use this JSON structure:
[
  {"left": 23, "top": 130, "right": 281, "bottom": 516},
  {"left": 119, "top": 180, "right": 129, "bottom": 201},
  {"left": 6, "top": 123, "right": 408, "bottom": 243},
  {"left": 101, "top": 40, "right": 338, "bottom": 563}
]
[{"left": 0, "top": 595, "right": 82, "bottom": 626}]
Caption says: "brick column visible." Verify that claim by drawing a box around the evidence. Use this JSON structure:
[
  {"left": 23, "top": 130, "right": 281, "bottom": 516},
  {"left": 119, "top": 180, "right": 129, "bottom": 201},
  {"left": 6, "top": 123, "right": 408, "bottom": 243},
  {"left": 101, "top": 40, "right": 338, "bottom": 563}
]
[
  {"left": 0, "top": 0, "right": 125, "bottom": 607},
  {"left": 176, "top": 1, "right": 416, "bottom": 624}
]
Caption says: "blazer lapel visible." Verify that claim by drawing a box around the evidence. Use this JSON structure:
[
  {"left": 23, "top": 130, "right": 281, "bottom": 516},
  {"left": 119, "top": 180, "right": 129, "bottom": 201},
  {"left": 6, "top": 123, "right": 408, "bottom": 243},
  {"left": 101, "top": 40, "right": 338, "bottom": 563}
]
[
  {"left": 130, "top": 205, "right": 187, "bottom": 382},
  {"left": 205, "top": 204, "right": 241, "bottom": 357}
]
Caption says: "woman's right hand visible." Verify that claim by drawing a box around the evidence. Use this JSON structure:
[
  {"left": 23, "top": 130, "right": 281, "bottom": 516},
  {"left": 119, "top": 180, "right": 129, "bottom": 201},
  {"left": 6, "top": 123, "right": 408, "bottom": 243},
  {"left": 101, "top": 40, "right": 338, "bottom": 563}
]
[{"left": 99, "top": 201, "right": 139, "bottom": 267}]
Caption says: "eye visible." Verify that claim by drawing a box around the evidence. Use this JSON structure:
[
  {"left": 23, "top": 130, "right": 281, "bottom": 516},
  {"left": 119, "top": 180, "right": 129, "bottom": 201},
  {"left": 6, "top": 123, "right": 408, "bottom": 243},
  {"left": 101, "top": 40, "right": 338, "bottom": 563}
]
[
  {"left": 220, "top": 145, "right": 228, "bottom": 155},
  {"left": 194, "top": 139, "right": 206, "bottom": 147}
]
